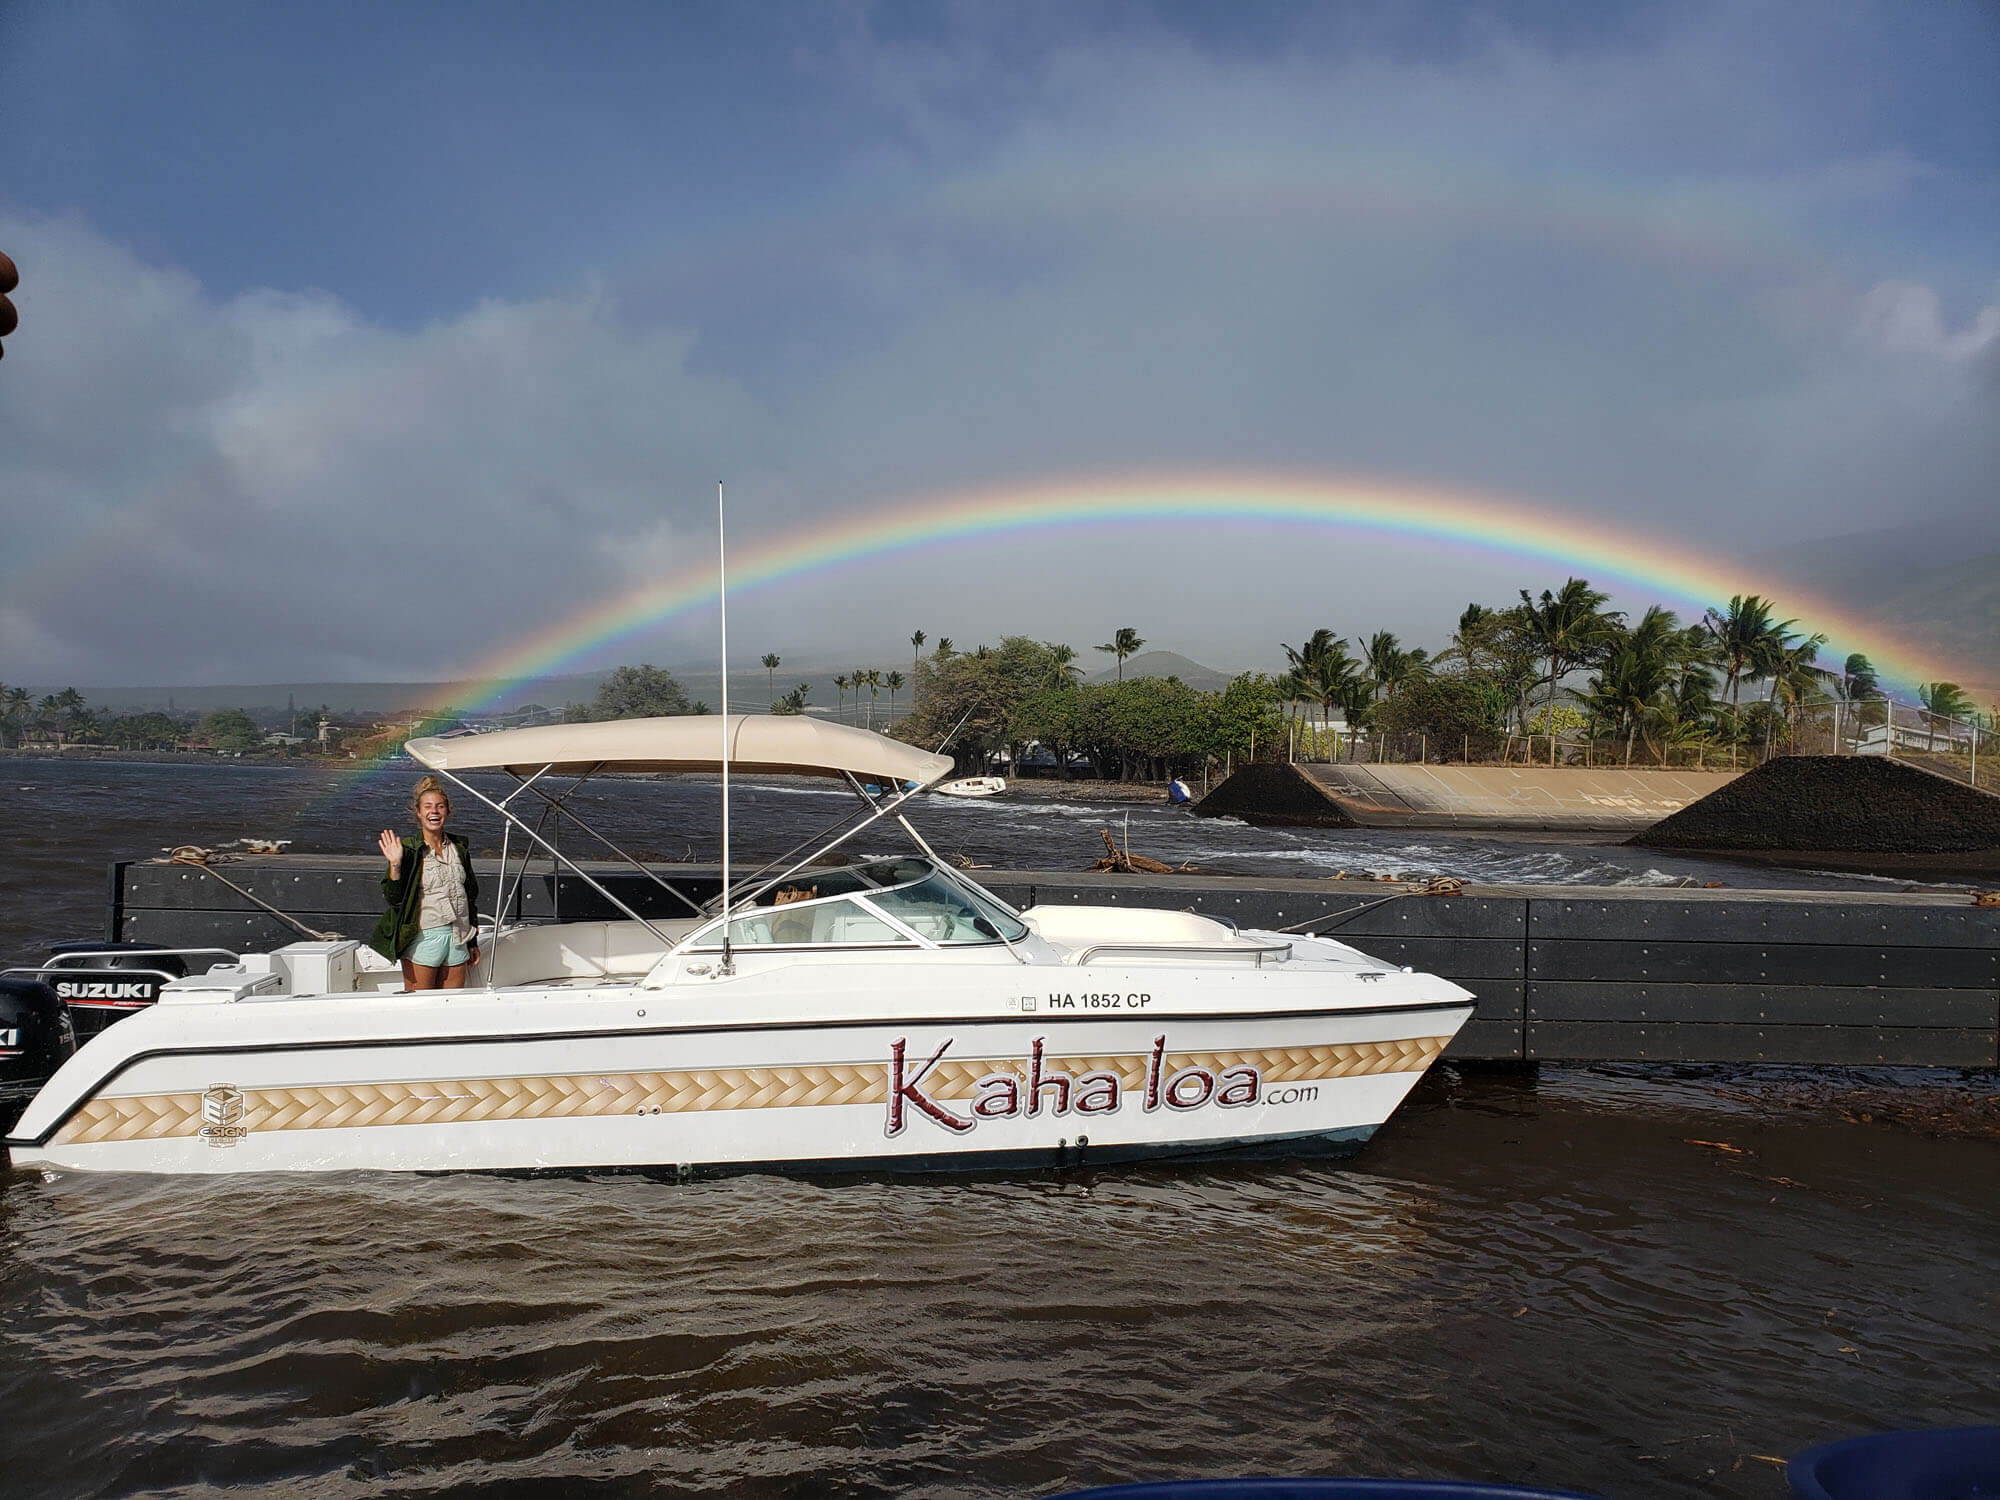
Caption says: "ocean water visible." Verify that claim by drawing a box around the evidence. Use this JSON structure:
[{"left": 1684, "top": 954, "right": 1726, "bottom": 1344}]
[{"left": 0, "top": 758, "right": 1992, "bottom": 1498}]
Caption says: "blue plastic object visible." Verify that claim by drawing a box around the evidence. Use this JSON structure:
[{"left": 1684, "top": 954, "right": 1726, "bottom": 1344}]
[
  {"left": 1787, "top": 1426, "right": 2000, "bottom": 1500},
  {"left": 1052, "top": 1482, "right": 1604, "bottom": 1500}
]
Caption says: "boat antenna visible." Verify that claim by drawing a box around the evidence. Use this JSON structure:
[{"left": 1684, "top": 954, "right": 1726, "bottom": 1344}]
[
  {"left": 934, "top": 704, "right": 977, "bottom": 755},
  {"left": 718, "top": 479, "right": 733, "bottom": 976}
]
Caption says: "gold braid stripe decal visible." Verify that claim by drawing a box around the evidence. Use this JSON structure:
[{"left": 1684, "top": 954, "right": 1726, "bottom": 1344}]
[{"left": 52, "top": 1036, "right": 1449, "bottom": 1145}]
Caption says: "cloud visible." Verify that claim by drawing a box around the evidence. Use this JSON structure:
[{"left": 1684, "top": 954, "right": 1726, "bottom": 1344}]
[
  {"left": 2, "top": 5, "right": 1995, "bottom": 686},
  {"left": 1855, "top": 282, "right": 2000, "bottom": 361}
]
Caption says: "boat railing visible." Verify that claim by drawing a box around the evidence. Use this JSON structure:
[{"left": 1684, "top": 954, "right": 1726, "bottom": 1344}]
[
  {"left": 1066, "top": 939, "right": 1293, "bottom": 968},
  {"left": 5, "top": 947, "right": 246, "bottom": 986}
]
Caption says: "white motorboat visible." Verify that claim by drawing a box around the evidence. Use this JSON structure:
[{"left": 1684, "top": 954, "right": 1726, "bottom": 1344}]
[
  {"left": 934, "top": 775, "right": 1006, "bottom": 798},
  {"left": 4, "top": 716, "right": 1473, "bottom": 1175}
]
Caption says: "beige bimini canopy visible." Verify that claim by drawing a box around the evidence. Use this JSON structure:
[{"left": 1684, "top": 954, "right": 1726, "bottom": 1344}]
[{"left": 405, "top": 714, "right": 955, "bottom": 786}]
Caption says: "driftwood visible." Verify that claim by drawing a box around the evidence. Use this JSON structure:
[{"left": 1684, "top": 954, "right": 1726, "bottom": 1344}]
[{"left": 1089, "top": 827, "right": 1185, "bottom": 875}]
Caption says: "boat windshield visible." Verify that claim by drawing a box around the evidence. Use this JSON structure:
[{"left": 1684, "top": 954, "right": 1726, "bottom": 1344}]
[
  {"left": 866, "top": 871, "right": 1029, "bottom": 944},
  {"left": 687, "top": 858, "right": 1028, "bottom": 949}
]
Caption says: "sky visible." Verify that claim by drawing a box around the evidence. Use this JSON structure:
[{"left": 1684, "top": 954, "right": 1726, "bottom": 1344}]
[{"left": 1, "top": 0, "right": 1995, "bottom": 692}]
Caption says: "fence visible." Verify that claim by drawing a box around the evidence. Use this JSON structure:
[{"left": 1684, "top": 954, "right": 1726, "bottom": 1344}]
[{"left": 1278, "top": 693, "right": 1998, "bottom": 792}]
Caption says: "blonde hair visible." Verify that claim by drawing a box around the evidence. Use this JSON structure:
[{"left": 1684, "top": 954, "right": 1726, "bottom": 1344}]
[{"left": 410, "top": 775, "right": 452, "bottom": 822}]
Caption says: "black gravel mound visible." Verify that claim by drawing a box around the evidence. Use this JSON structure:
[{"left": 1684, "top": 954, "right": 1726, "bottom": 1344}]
[
  {"left": 1633, "top": 756, "right": 2000, "bottom": 853},
  {"left": 1193, "top": 763, "right": 1356, "bottom": 827}
]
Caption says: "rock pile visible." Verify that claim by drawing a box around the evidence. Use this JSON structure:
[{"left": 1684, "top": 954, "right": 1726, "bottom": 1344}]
[{"left": 1634, "top": 756, "right": 2000, "bottom": 854}]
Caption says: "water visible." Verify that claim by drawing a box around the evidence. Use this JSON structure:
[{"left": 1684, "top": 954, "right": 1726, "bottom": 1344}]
[{"left": 1, "top": 758, "right": 1994, "bottom": 1498}]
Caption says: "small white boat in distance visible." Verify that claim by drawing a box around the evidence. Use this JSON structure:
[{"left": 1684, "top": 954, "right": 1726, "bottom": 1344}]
[
  {"left": 5, "top": 716, "right": 1473, "bottom": 1175},
  {"left": 934, "top": 775, "right": 1006, "bottom": 798}
]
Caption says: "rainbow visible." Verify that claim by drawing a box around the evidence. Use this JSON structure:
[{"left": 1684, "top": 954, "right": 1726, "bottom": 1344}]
[{"left": 323, "top": 470, "right": 1977, "bottom": 788}]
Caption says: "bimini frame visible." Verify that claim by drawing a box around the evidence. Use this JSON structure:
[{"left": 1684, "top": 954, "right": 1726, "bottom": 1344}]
[{"left": 402, "top": 714, "right": 967, "bottom": 974}]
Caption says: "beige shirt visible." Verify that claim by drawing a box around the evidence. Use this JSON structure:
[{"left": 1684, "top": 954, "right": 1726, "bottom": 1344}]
[{"left": 415, "top": 841, "right": 473, "bottom": 940}]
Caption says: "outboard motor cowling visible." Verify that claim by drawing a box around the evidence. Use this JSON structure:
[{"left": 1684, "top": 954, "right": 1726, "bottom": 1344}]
[
  {"left": 0, "top": 977, "right": 74, "bottom": 1137},
  {"left": 43, "top": 941, "right": 189, "bottom": 1043}
]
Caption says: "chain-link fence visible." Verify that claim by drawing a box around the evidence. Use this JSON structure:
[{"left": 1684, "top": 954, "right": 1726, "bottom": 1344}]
[{"left": 1275, "top": 694, "right": 1996, "bottom": 789}]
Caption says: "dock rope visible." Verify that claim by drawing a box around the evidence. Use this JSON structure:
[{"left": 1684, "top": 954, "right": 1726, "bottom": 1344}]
[
  {"left": 1280, "top": 874, "right": 1465, "bottom": 935},
  {"left": 160, "top": 844, "right": 341, "bottom": 943}
]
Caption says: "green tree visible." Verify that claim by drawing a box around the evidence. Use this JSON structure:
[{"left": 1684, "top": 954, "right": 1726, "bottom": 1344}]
[
  {"left": 1094, "top": 627, "right": 1145, "bottom": 683},
  {"left": 1437, "top": 604, "right": 1498, "bottom": 672},
  {"left": 1375, "top": 675, "right": 1509, "bottom": 759},
  {"left": 1920, "top": 681, "right": 1973, "bottom": 751},
  {"left": 833, "top": 674, "right": 849, "bottom": 723},
  {"left": 1578, "top": 606, "right": 1680, "bottom": 764},
  {"left": 107, "top": 712, "right": 185, "bottom": 749},
  {"left": 762, "top": 653, "right": 781, "bottom": 702},
  {"left": 910, "top": 630, "right": 926, "bottom": 678},
  {"left": 1703, "top": 594, "right": 1789, "bottom": 706},
  {"left": 197, "top": 708, "right": 262, "bottom": 753},
  {"left": 1043, "top": 642, "right": 1081, "bottom": 690},
  {"left": 582, "top": 664, "right": 693, "bottom": 721},
  {"left": 1520, "top": 579, "right": 1620, "bottom": 762},
  {"left": 1362, "top": 631, "right": 1431, "bottom": 701},
  {"left": 901, "top": 636, "right": 1068, "bottom": 772},
  {"left": 1281, "top": 631, "right": 1365, "bottom": 755},
  {"left": 1841, "top": 653, "right": 1880, "bottom": 703}
]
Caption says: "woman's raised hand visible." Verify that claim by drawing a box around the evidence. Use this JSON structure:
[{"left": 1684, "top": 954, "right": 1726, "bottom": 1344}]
[{"left": 377, "top": 828, "right": 403, "bottom": 872}]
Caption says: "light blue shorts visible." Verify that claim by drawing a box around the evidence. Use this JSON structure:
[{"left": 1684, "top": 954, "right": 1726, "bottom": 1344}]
[{"left": 406, "top": 925, "right": 470, "bottom": 968}]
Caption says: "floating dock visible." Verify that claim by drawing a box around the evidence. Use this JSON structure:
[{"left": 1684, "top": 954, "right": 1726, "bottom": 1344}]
[{"left": 105, "top": 857, "right": 2000, "bottom": 1068}]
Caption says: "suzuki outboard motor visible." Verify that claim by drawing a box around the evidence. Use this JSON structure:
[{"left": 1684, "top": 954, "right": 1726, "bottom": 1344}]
[
  {"left": 42, "top": 941, "right": 189, "bottom": 1043},
  {"left": 0, "top": 977, "right": 74, "bottom": 1136}
]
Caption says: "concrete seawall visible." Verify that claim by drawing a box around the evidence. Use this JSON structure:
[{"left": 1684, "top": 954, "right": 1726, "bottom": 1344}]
[
  {"left": 1196, "top": 762, "right": 1740, "bottom": 832},
  {"left": 101, "top": 857, "right": 2000, "bottom": 1069}
]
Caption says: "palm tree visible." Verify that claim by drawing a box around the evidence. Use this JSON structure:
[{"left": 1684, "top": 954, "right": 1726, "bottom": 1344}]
[
  {"left": 1095, "top": 627, "right": 1144, "bottom": 682},
  {"left": 910, "top": 630, "right": 926, "bottom": 677},
  {"left": 1920, "top": 682, "right": 1973, "bottom": 751},
  {"left": 1841, "top": 653, "right": 1880, "bottom": 703},
  {"left": 52, "top": 686, "right": 87, "bottom": 743},
  {"left": 1753, "top": 623, "right": 1826, "bottom": 755},
  {"left": 1337, "top": 678, "right": 1375, "bottom": 759},
  {"left": 761, "top": 653, "right": 782, "bottom": 704},
  {"left": 885, "top": 669, "right": 905, "bottom": 719},
  {"left": 1438, "top": 604, "right": 1497, "bottom": 671},
  {"left": 933, "top": 637, "right": 954, "bottom": 660},
  {"left": 1044, "top": 642, "right": 1081, "bottom": 689},
  {"left": 1282, "top": 630, "right": 1359, "bottom": 749},
  {"left": 833, "top": 674, "right": 849, "bottom": 723},
  {"left": 1580, "top": 606, "right": 1678, "bottom": 764},
  {"left": 1703, "top": 595, "right": 1790, "bottom": 706},
  {"left": 1306, "top": 644, "right": 1363, "bottom": 755},
  {"left": 1520, "top": 580, "right": 1619, "bottom": 764},
  {"left": 861, "top": 669, "right": 882, "bottom": 729}
]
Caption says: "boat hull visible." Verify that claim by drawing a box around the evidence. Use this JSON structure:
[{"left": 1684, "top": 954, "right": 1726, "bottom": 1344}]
[{"left": 5, "top": 999, "right": 1467, "bottom": 1176}]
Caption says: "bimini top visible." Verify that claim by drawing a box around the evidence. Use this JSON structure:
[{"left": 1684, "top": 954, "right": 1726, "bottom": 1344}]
[{"left": 404, "top": 713, "right": 956, "bottom": 786}]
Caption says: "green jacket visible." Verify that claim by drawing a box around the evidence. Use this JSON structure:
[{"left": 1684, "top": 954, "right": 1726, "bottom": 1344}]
[{"left": 367, "top": 833, "right": 479, "bottom": 961}]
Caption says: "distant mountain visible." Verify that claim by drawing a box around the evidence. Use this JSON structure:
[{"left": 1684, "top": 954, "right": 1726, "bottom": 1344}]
[
  {"left": 1082, "top": 650, "right": 1236, "bottom": 691},
  {"left": 1751, "top": 516, "right": 1997, "bottom": 699}
]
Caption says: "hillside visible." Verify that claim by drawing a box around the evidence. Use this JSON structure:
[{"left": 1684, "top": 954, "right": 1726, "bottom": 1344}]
[
  {"left": 1082, "top": 650, "right": 1236, "bottom": 690},
  {"left": 1752, "top": 517, "right": 1998, "bottom": 700}
]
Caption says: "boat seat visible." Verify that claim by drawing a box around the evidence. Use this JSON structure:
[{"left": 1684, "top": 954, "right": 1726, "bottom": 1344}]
[{"left": 488, "top": 919, "right": 687, "bottom": 986}]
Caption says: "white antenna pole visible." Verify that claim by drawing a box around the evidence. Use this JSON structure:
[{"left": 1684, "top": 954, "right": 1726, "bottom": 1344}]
[{"left": 718, "top": 480, "right": 733, "bottom": 974}]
